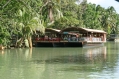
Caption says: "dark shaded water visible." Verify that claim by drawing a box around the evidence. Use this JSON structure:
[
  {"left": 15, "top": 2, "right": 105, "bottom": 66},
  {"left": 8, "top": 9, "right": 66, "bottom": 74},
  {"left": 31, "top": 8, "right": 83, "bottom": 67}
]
[{"left": 0, "top": 42, "right": 119, "bottom": 79}]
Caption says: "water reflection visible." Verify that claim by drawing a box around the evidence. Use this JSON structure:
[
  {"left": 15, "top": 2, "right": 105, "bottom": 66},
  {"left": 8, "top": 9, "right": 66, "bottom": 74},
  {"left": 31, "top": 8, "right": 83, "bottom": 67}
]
[
  {"left": 0, "top": 50, "right": 5, "bottom": 54},
  {"left": 24, "top": 48, "right": 32, "bottom": 60},
  {"left": 84, "top": 46, "right": 107, "bottom": 61},
  {"left": 0, "top": 43, "right": 119, "bottom": 79},
  {"left": 30, "top": 46, "right": 119, "bottom": 79},
  {"left": 37, "top": 47, "right": 107, "bottom": 72},
  {"left": 31, "top": 46, "right": 107, "bottom": 65}
]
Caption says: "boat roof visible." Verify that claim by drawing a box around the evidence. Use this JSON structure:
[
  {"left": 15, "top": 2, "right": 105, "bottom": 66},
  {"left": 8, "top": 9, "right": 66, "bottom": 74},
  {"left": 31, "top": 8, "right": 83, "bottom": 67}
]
[
  {"left": 83, "top": 28, "right": 106, "bottom": 33},
  {"left": 45, "top": 28, "right": 61, "bottom": 33},
  {"left": 61, "top": 27, "right": 106, "bottom": 33}
]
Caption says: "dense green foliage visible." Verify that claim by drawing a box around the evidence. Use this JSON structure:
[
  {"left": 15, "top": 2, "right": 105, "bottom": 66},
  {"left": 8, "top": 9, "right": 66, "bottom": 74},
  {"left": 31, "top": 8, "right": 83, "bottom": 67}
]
[{"left": 0, "top": 0, "right": 119, "bottom": 47}]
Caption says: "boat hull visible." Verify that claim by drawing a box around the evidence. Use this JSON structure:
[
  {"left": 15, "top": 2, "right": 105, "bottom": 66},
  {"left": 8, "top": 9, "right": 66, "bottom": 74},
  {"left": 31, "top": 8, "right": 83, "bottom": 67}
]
[{"left": 34, "top": 41, "right": 104, "bottom": 47}]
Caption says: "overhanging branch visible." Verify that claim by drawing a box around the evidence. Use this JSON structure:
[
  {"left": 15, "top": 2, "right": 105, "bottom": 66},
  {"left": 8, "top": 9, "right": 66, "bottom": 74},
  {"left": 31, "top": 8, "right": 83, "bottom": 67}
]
[{"left": 2, "top": 0, "right": 11, "bottom": 9}]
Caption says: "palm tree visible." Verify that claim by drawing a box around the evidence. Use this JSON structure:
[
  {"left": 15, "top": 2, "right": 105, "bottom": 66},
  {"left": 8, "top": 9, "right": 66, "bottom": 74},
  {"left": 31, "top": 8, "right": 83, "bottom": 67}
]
[
  {"left": 40, "top": 0, "right": 63, "bottom": 26},
  {"left": 0, "top": 0, "right": 45, "bottom": 48},
  {"left": 15, "top": 7, "right": 45, "bottom": 48},
  {"left": 102, "top": 6, "right": 117, "bottom": 34}
]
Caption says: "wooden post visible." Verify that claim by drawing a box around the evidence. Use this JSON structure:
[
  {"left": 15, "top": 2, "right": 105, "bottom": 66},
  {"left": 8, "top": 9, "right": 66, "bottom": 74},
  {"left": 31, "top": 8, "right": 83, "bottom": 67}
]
[
  {"left": 90, "top": 35, "right": 92, "bottom": 41},
  {"left": 104, "top": 33, "right": 106, "bottom": 42}
]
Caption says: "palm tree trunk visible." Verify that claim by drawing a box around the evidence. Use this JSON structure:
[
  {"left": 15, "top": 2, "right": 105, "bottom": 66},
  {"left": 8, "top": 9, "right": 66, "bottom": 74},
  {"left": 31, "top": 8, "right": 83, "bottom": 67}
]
[
  {"left": 49, "top": 7, "right": 54, "bottom": 22},
  {"left": 16, "top": 38, "right": 24, "bottom": 47},
  {"left": 28, "top": 36, "right": 32, "bottom": 48}
]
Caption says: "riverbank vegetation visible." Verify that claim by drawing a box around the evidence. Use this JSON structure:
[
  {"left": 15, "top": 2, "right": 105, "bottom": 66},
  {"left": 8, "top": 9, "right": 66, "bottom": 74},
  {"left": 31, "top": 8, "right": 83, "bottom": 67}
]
[{"left": 0, "top": 0, "right": 119, "bottom": 48}]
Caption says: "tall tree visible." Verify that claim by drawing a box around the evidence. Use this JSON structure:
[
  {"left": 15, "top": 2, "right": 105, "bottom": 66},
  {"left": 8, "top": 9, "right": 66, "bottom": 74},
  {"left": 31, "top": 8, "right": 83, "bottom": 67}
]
[
  {"left": 0, "top": 0, "right": 45, "bottom": 47},
  {"left": 40, "top": 0, "right": 63, "bottom": 26}
]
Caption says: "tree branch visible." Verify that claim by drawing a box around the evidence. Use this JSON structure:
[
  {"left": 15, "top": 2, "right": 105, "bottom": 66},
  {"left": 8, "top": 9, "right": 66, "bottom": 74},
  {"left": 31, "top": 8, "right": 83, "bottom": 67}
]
[
  {"left": 2, "top": 0, "right": 11, "bottom": 9},
  {"left": 39, "top": 1, "right": 51, "bottom": 12}
]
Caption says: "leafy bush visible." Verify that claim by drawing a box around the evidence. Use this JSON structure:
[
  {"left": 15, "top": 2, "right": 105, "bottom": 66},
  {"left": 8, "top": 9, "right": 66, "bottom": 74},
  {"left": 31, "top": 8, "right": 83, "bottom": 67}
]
[{"left": 0, "top": 26, "right": 10, "bottom": 46}]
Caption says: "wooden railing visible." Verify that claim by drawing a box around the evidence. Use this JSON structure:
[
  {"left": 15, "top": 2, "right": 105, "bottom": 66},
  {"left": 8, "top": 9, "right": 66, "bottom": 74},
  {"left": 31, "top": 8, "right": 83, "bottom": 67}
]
[{"left": 34, "top": 37, "right": 104, "bottom": 42}]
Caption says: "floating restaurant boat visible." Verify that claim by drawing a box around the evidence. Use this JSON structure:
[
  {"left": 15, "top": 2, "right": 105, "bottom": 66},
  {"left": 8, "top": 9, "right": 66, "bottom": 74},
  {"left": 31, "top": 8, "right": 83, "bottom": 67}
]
[
  {"left": 60, "top": 27, "right": 106, "bottom": 47},
  {"left": 34, "top": 28, "right": 62, "bottom": 47},
  {"left": 33, "top": 27, "right": 106, "bottom": 47}
]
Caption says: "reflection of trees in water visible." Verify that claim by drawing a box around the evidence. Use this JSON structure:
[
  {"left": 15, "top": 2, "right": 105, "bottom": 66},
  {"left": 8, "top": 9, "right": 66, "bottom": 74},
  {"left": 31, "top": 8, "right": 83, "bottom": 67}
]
[
  {"left": 31, "top": 46, "right": 112, "bottom": 74},
  {"left": 0, "top": 48, "right": 45, "bottom": 79},
  {"left": 105, "top": 43, "right": 119, "bottom": 74},
  {"left": 45, "top": 55, "right": 86, "bottom": 64},
  {"left": 0, "top": 48, "right": 33, "bottom": 67},
  {"left": 0, "top": 51, "right": 4, "bottom": 55},
  {"left": 0, "top": 51, "right": 5, "bottom": 67},
  {"left": 0, "top": 45, "right": 119, "bottom": 79},
  {"left": 106, "top": 42, "right": 119, "bottom": 50}
]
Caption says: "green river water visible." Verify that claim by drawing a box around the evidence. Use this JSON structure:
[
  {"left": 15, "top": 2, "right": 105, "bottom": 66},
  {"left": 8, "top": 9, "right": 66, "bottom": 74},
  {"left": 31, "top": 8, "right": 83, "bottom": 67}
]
[{"left": 0, "top": 42, "right": 119, "bottom": 79}]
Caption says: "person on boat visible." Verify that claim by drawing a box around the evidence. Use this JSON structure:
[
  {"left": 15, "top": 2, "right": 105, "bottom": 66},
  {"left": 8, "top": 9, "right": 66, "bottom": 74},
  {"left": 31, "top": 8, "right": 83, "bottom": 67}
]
[
  {"left": 68, "top": 35, "right": 71, "bottom": 41},
  {"left": 76, "top": 34, "right": 79, "bottom": 41}
]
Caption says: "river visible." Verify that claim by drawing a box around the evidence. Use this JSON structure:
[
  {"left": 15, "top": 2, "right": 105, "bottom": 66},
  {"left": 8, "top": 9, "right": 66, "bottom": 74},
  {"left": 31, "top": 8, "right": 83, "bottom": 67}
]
[{"left": 0, "top": 42, "right": 119, "bottom": 79}]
